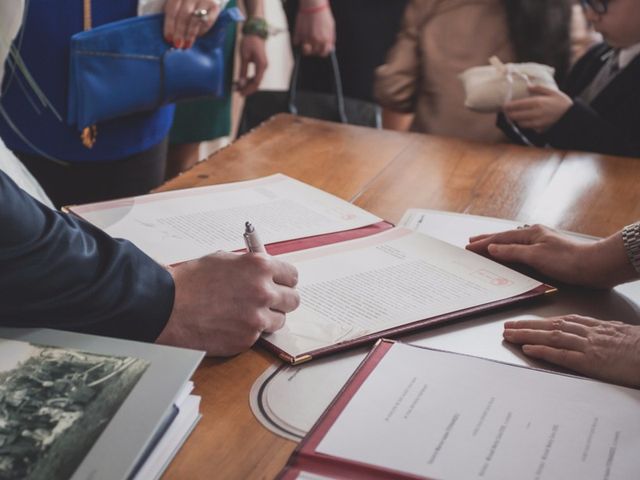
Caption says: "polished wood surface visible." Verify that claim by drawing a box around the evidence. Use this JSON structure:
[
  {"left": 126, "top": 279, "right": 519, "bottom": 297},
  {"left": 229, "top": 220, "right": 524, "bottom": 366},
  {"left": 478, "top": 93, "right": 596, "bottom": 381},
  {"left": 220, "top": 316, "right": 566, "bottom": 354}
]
[{"left": 161, "top": 115, "right": 640, "bottom": 479}]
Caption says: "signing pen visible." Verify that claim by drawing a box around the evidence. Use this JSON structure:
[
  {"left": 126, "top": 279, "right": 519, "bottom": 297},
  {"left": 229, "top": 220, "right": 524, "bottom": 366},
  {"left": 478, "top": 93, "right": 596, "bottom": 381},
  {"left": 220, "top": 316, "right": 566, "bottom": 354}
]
[{"left": 244, "top": 221, "right": 267, "bottom": 253}]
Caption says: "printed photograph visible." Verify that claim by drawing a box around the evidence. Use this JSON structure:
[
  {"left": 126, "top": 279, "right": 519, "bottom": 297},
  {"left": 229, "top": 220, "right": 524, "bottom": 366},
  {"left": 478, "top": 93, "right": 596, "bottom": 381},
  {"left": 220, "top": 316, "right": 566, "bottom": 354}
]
[{"left": 0, "top": 340, "right": 149, "bottom": 480}]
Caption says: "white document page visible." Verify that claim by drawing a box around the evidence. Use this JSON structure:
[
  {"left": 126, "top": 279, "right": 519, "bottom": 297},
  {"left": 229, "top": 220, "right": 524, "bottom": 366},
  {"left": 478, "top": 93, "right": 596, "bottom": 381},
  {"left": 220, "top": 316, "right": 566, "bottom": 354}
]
[
  {"left": 316, "top": 342, "right": 640, "bottom": 480},
  {"left": 71, "top": 174, "right": 381, "bottom": 265},
  {"left": 400, "top": 209, "right": 527, "bottom": 247},
  {"left": 263, "top": 228, "right": 542, "bottom": 357}
]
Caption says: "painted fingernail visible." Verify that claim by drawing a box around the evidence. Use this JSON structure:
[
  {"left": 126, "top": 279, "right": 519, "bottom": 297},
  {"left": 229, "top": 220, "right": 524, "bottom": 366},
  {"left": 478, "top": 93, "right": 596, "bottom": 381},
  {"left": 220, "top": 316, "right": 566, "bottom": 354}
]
[
  {"left": 174, "top": 39, "right": 183, "bottom": 49},
  {"left": 165, "top": 34, "right": 173, "bottom": 44},
  {"left": 185, "top": 40, "right": 194, "bottom": 49}
]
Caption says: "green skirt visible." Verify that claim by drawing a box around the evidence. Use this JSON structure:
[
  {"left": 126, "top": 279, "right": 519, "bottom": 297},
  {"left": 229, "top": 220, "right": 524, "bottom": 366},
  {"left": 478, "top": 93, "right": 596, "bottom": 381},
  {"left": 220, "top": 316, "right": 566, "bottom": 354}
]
[{"left": 169, "top": 0, "right": 237, "bottom": 144}]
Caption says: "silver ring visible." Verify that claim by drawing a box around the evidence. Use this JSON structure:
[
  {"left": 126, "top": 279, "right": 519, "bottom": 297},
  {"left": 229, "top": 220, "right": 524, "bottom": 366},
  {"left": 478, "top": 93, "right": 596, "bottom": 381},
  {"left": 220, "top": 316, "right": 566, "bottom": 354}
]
[
  {"left": 193, "top": 8, "right": 209, "bottom": 18},
  {"left": 516, "top": 224, "right": 531, "bottom": 230}
]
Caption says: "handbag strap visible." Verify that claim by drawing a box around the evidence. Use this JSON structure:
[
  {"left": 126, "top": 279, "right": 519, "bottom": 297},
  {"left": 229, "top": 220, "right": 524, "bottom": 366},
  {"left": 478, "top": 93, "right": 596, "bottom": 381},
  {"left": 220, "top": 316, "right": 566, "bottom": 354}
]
[
  {"left": 287, "top": 50, "right": 349, "bottom": 124},
  {"left": 79, "top": 0, "right": 97, "bottom": 148},
  {"left": 83, "top": 0, "right": 92, "bottom": 31}
]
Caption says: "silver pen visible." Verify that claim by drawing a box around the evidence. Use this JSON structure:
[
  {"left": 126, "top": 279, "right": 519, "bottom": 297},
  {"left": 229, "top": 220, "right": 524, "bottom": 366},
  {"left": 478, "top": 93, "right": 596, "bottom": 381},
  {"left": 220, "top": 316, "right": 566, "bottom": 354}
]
[{"left": 244, "top": 221, "right": 267, "bottom": 253}]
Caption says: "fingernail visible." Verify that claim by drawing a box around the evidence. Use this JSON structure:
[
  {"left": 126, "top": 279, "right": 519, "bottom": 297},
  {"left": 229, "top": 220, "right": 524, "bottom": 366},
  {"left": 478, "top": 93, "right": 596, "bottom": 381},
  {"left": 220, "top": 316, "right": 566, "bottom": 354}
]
[
  {"left": 165, "top": 34, "right": 173, "bottom": 44},
  {"left": 185, "top": 40, "right": 194, "bottom": 49},
  {"left": 174, "top": 39, "right": 183, "bottom": 49}
]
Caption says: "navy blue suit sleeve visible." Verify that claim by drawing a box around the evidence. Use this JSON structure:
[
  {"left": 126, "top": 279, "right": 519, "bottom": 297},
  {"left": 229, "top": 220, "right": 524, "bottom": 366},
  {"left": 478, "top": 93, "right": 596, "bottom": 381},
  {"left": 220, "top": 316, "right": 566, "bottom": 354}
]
[
  {"left": 544, "top": 100, "right": 640, "bottom": 157},
  {"left": 0, "top": 171, "right": 174, "bottom": 342}
]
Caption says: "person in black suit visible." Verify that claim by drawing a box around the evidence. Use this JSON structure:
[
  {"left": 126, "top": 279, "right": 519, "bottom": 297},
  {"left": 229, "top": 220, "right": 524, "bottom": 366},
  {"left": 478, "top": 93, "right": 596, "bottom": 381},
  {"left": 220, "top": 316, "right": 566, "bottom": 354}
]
[
  {"left": 498, "top": 0, "right": 640, "bottom": 157},
  {"left": 1, "top": 171, "right": 300, "bottom": 355}
]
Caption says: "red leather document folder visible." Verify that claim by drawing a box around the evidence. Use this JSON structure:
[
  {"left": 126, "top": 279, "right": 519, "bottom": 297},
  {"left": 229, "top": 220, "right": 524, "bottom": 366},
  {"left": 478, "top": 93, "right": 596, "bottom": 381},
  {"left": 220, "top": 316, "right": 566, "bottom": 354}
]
[
  {"left": 258, "top": 226, "right": 554, "bottom": 365},
  {"left": 278, "top": 339, "right": 422, "bottom": 479},
  {"left": 259, "top": 282, "right": 552, "bottom": 366}
]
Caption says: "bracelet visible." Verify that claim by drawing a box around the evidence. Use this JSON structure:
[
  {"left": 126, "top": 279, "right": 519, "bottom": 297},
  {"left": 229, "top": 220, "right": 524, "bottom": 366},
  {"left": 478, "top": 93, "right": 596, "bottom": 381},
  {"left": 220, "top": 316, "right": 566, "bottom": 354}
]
[
  {"left": 242, "top": 17, "right": 269, "bottom": 40},
  {"left": 299, "top": 3, "right": 329, "bottom": 15},
  {"left": 622, "top": 222, "right": 640, "bottom": 273}
]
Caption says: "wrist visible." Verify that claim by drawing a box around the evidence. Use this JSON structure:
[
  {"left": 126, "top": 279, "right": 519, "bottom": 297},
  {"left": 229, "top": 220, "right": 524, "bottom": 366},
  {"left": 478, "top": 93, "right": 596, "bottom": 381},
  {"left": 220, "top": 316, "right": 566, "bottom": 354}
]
[
  {"left": 588, "top": 232, "right": 636, "bottom": 288},
  {"left": 299, "top": 0, "right": 329, "bottom": 14},
  {"left": 242, "top": 17, "right": 269, "bottom": 39}
]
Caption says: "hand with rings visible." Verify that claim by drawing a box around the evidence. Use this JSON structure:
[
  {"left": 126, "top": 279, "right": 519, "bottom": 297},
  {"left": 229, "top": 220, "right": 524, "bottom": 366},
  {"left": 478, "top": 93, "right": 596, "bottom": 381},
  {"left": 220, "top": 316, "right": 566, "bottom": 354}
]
[{"left": 163, "top": 0, "right": 224, "bottom": 49}]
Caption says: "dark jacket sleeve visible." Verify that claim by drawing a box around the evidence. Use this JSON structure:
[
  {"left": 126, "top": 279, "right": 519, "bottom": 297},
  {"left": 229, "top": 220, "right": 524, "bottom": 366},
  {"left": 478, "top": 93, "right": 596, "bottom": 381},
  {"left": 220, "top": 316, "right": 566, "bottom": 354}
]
[
  {"left": 0, "top": 171, "right": 174, "bottom": 342},
  {"left": 543, "top": 99, "right": 640, "bottom": 157}
]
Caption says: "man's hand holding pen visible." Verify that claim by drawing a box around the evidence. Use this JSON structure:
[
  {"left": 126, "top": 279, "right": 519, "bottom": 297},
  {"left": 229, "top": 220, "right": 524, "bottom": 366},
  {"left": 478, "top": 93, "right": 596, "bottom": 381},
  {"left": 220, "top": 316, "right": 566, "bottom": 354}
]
[{"left": 156, "top": 222, "right": 300, "bottom": 356}]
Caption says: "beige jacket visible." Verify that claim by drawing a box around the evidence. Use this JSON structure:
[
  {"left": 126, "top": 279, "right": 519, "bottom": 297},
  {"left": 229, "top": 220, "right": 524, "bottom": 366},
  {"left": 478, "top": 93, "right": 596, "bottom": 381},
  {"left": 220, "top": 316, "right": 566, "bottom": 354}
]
[{"left": 374, "top": 0, "right": 596, "bottom": 143}]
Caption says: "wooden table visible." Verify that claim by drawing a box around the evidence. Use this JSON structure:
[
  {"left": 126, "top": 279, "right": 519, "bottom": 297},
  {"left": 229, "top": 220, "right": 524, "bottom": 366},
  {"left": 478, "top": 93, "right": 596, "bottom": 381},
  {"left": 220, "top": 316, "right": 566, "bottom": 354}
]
[{"left": 160, "top": 114, "right": 640, "bottom": 479}]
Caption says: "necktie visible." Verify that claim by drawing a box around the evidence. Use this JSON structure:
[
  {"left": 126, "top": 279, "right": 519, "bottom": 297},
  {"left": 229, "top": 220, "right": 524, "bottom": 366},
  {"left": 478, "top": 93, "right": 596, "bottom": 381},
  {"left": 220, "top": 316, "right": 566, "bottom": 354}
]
[{"left": 579, "top": 49, "right": 620, "bottom": 104}]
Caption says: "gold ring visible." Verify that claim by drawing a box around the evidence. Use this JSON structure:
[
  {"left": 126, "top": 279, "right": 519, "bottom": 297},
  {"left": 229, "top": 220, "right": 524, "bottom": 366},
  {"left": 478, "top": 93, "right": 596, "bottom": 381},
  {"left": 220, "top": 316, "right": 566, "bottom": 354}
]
[{"left": 193, "top": 8, "right": 209, "bottom": 18}]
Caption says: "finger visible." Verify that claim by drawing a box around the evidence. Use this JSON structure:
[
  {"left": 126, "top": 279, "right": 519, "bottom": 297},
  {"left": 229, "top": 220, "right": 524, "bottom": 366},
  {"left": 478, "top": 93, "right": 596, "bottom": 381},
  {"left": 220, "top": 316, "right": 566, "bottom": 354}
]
[
  {"left": 521, "top": 344, "right": 587, "bottom": 373},
  {"left": 503, "top": 327, "right": 588, "bottom": 352},
  {"left": 271, "top": 260, "right": 299, "bottom": 288},
  {"left": 468, "top": 232, "right": 499, "bottom": 243},
  {"left": 238, "top": 56, "right": 249, "bottom": 87},
  {"left": 252, "top": 56, "right": 267, "bottom": 89},
  {"left": 164, "top": 0, "right": 183, "bottom": 42},
  {"left": 503, "top": 99, "right": 539, "bottom": 113},
  {"left": 487, "top": 243, "right": 537, "bottom": 265},
  {"left": 467, "top": 228, "right": 538, "bottom": 255},
  {"left": 270, "top": 285, "right": 301, "bottom": 314},
  {"left": 301, "top": 43, "right": 313, "bottom": 56},
  {"left": 504, "top": 317, "right": 592, "bottom": 337},
  {"left": 506, "top": 110, "right": 540, "bottom": 123},
  {"left": 262, "top": 308, "right": 287, "bottom": 333},
  {"left": 528, "top": 84, "right": 556, "bottom": 96},
  {"left": 555, "top": 314, "right": 603, "bottom": 328},
  {"left": 174, "top": 0, "right": 197, "bottom": 47}
]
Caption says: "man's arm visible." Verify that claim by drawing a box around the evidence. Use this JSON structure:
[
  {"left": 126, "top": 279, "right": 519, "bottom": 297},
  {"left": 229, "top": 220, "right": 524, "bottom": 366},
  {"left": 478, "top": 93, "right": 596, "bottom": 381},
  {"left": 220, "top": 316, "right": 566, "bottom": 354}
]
[{"left": 0, "top": 171, "right": 174, "bottom": 341}]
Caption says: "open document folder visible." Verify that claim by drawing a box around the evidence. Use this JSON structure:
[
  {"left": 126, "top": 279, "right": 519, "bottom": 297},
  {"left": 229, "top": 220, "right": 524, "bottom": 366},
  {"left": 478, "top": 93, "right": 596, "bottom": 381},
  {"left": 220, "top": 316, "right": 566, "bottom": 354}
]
[
  {"left": 262, "top": 227, "right": 553, "bottom": 364},
  {"left": 66, "top": 174, "right": 554, "bottom": 364},
  {"left": 279, "top": 340, "right": 640, "bottom": 480}
]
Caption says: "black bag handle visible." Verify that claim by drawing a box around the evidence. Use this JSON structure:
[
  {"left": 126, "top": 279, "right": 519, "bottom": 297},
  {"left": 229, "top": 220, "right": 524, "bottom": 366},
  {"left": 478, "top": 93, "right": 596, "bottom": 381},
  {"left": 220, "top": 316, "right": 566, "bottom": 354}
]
[{"left": 287, "top": 50, "right": 349, "bottom": 124}]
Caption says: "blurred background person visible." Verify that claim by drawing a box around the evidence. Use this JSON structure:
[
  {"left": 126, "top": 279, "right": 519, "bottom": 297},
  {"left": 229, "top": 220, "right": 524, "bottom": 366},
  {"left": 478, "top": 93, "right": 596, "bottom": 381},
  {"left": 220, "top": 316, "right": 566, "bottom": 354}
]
[
  {"left": 282, "top": 0, "right": 409, "bottom": 103},
  {"left": 166, "top": 0, "right": 269, "bottom": 179},
  {"left": 374, "top": 0, "right": 595, "bottom": 142},
  {"left": 0, "top": 0, "right": 52, "bottom": 207},
  {"left": 0, "top": 0, "right": 226, "bottom": 208},
  {"left": 499, "top": 0, "right": 640, "bottom": 157}
]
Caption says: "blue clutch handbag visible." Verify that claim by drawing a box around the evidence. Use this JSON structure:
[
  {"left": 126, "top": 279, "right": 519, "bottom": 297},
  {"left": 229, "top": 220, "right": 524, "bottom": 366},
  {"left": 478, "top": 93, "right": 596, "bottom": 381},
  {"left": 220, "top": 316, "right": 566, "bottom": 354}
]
[{"left": 67, "top": 8, "right": 243, "bottom": 132}]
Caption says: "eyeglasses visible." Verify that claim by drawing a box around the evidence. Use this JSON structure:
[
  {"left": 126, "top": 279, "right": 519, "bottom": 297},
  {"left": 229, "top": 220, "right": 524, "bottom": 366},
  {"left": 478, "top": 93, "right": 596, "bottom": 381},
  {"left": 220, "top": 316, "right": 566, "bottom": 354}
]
[{"left": 580, "top": 0, "right": 609, "bottom": 14}]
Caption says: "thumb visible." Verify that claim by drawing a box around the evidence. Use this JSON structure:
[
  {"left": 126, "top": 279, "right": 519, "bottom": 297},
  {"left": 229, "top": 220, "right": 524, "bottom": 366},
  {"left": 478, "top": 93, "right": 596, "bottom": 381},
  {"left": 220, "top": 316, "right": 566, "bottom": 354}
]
[{"left": 487, "top": 243, "right": 533, "bottom": 265}]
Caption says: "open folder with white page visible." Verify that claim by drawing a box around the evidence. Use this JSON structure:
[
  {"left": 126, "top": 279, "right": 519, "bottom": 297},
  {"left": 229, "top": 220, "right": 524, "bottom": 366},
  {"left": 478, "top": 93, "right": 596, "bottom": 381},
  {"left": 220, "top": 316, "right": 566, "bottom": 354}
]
[
  {"left": 280, "top": 340, "right": 640, "bottom": 480},
  {"left": 263, "top": 227, "right": 553, "bottom": 364},
  {"left": 66, "top": 174, "right": 554, "bottom": 364},
  {"left": 65, "top": 174, "right": 383, "bottom": 265}
]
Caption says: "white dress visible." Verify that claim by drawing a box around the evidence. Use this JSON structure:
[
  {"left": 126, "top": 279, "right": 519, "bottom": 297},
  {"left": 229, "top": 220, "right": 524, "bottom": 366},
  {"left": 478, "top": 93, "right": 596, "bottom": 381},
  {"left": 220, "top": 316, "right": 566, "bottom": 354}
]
[{"left": 0, "top": 0, "right": 53, "bottom": 207}]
